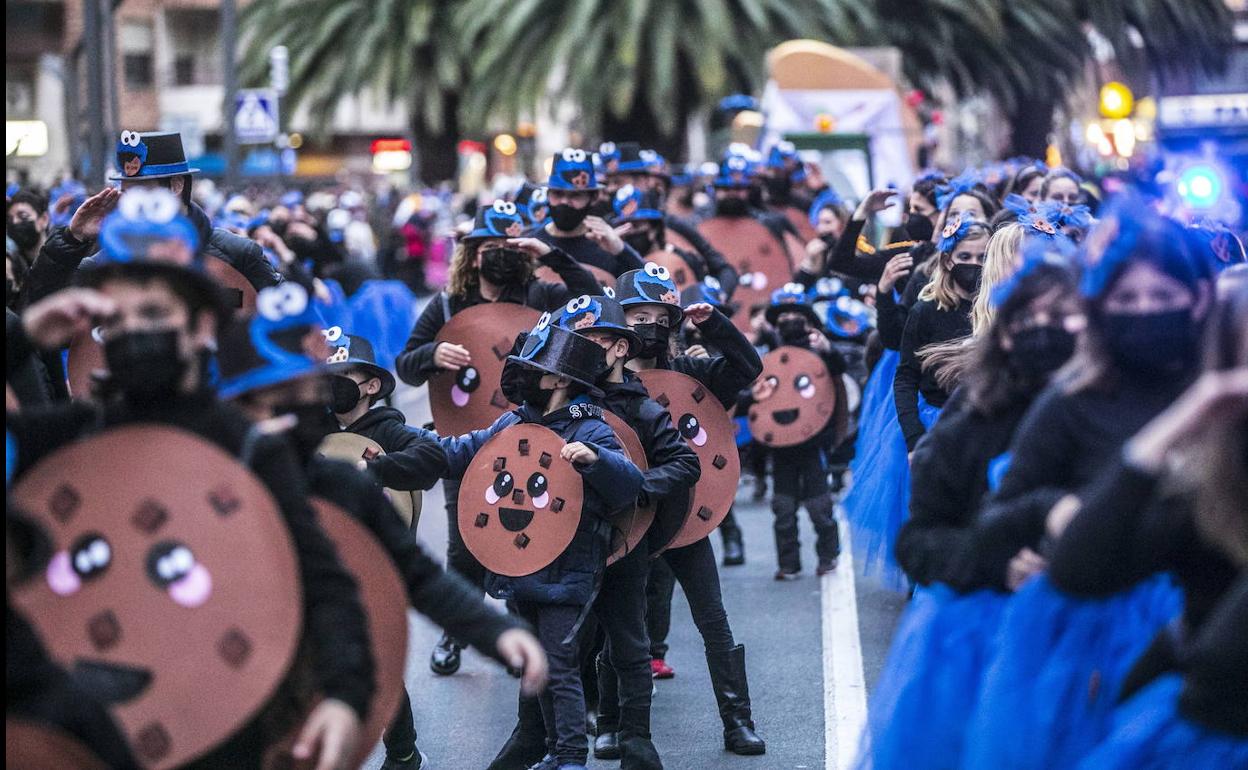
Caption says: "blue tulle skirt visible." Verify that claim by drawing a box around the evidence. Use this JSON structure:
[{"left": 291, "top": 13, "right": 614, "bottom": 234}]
[
  {"left": 964, "top": 574, "right": 1184, "bottom": 770},
  {"left": 844, "top": 351, "right": 939, "bottom": 590},
  {"left": 1076, "top": 674, "right": 1248, "bottom": 769},
  {"left": 855, "top": 585, "right": 1009, "bottom": 770}
]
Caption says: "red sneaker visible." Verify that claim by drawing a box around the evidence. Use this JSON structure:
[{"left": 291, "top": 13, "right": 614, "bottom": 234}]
[{"left": 650, "top": 658, "right": 675, "bottom": 679}]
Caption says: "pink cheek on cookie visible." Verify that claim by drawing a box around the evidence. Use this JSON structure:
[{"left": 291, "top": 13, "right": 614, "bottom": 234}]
[
  {"left": 47, "top": 551, "right": 82, "bottom": 596},
  {"left": 532, "top": 492, "right": 550, "bottom": 510},
  {"left": 451, "top": 386, "right": 471, "bottom": 408},
  {"left": 485, "top": 487, "right": 502, "bottom": 505},
  {"left": 799, "top": 385, "right": 816, "bottom": 399},
  {"left": 692, "top": 428, "right": 708, "bottom": 447},
  {"left": 168, "top": 564, "right": 213, "bottom": 608}
]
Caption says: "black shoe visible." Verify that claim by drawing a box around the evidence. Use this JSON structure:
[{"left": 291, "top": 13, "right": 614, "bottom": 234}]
[
  {"left": 381, "top": 751, "right": 428, "bottom": 769},
  {"left": 722, "top": 531, "right": 745, "bottom": 567},
  {"left": 619, "top": 735, "right": 663, "bottom": 769},
  {"left": 708, "top": 644, "right": 766, "bottom": 756},
  {"left": 429, "top": 634, "right": 462, "bottom": 676},
  {"left": 594, "top": 731, "right": 621, "bottom": 759}
]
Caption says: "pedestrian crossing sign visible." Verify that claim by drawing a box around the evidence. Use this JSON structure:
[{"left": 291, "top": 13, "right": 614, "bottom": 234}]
[{"left": 234, "top": 89, "right": 279, "bottom": 145}]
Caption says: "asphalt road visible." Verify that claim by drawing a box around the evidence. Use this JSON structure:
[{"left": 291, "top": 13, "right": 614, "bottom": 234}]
[{"left": 356, "top": 381, "right": 905, "bottom": 770}]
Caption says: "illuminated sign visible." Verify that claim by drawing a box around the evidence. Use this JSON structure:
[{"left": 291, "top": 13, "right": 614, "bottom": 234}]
[{"left": 6, "top": 121, "right": 49, "bottom": 157}]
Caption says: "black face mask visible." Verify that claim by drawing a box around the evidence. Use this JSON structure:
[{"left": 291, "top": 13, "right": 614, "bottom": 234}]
[
  {"left": 903, "top": 213, "right": 935, "bottom": 243},
  {"left": 479, "top": 247, "right": 530, "bottom": 286},
  {"left": 950, "top": 263, "right": 983, "bottom": 295},
  {"left": 716, "top": 197, "right": 750, "bottom": 217},
  {"left": 516, "top": 369, "right": 553, "bottom": 410},
  {"left": 8, "top": 220, "right": 41, "bottom": 251},
  {"left": 1007, "top": 326, "right": 1076, "bottom": 380},
  {"left": 765, "top": 176, "right": 792, "bottom": 204},
  {"left": 777, "top": 319, "right": 810, "bottom": 346},
  {"left": 623, "top": 231, "right": 656, "bottom": 256},
  {"left": 328, "top": 375, "right": 364, "bottom": 414},
  {"left": 1102, "top": 309, "right": 1200, "bottom": 380},
  {"left": 550, "top": 203, "right": 589, "bottom": 231},
  {"left": 103, "top": 329, "right": 188, "bottom": 404},
  {"left": 281, "top": 403, "right": 337, "bottom": 462},
  {"left": 632, "top": 322, "right": 672, "bottom": 359}
]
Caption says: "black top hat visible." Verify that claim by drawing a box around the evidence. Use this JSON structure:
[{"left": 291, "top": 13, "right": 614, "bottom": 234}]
[
  {"left": 556, "top": 294, "right": 643, "bottom": 358},
  {"left": 111, "top": 131, "right": 200, "bottom": 181},
  {"left": 508, "top": 319, "right": 608, "bottom": 396},
  {"left": 323, "top": 329, "right": 397, "bottom": 399}
]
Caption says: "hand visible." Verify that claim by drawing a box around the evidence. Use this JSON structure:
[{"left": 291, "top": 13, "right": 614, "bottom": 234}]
[
  {"left": 684, "top": 344, "right": 710, "bottom": 359},
  {"left": 496, "top": 628, "right": 549, "bottom": 697},
  {"left": 584, "top": 216, "right": 625, "bottom": 255},
  {"left": 877, "top": 252, "right": 913, "bottom": 294},
  {"left": 802, "top": 164, "right": 826, "bottom": 191},
  {"left": 433, "top": 342, "right": 471, "bottom": 370},
  {"left": 22, "top": 288, "right": 117, "bottom": 349},
  {"left": 505, "top": 237, "right": 552, "bottom": 258},
  {"left": 854, "top": 188, "right": 897, "bottom": 220},
  {"left": 751, "top": 376, "right": 777, "bottom": 402},
  {"left": 255, "top": 228, "right": 295, "bottom": 262},
  {"left": 1006, "top": 547, "right": 1047, "bottom": 592},
  {"left": 808, "top": 329, "right": 831, "bottom": 353},
  {"left": 1124, "top": 368, "right": 1248, "bottom": 473},
  {"left": 1045, "top": 494, "right": 1082, "bottom": 540},
  {"left": 561, "top": 441, "right": 599, "bottom": 465},
  {"left": 68, "top": 187, "right": 121, "bottom": 242},
  {"left": 291, "top": 698, "right": 360, "bottom": 770},
  {"left": 682, "top": 302, "right": 714, "bottom": 325},
  {"left": 801, "top": 238, "right": 829, "bottom": 274}
]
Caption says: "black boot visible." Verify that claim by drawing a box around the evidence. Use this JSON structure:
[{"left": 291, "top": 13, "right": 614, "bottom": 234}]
[
  {"left": 619, "top": 734, "right": 663, "bottom": 770},
  {"left": 721, "top": 528, "right": 744, "bottom": 567},
  {"left": 707, "top": 645, "right": 766, "bottom": 755},
  {"left": 594, "top": 655, "right": 621, "bottom": 759},
  {"left": 485, "top": 698, "right": 547, "bottom": 770},
  {"left": 429, "top": 633, "right": 462, "bottom": 676}
]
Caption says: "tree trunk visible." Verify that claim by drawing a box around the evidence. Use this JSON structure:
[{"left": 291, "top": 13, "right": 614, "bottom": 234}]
[
  {"left": 1007, "top": 94, "right": 1056, "bottom": 159},
  {"left": 413, "top": 92, "right": 460, "bottom": 184}
]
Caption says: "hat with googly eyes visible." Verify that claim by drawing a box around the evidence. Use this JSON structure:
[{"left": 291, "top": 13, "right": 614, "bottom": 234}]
[
  {"left": 217, "top": 283, "right": 333, "bottom": 400},
  {"left": 508, "top": 313, "right": 608, "bottom": 397},
  {"left": 615, "top": 263, "right": 685, "bottom": 325},
  {"left": 612, "top": 185, "right": 665, "bottom": 223},
  {"left": 513, "top": 183, "right": 549, "bottom": 227},
  {"left": 555, "top": 294, "right": 643, "bottom": 357},
  {"left": 548, "top": 147, "right": 601, "bottom": 191},
  {"left": 466, "top": 199, "right": 527, "bottom": 242},
  {"left": 764, "top": 282, "right": 821, "bottom": 327},
  {"left": 322, "top": 328, "right": 396, "bottom": 398},
  {"left": 110, "top": 130, "right": 199, "bottom": 181},
  {"left": 824, "top": 295, "right": 875, "bottom": 339},
  {"left": 713, "top": 153, "right": 756, "bottom": 189}
]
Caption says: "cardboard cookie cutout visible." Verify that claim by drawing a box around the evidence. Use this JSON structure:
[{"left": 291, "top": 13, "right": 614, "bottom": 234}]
[
  {"left": 749, "top": 346, "right": 837, "bottom": 447},
  {"left": 779, "top": 205, "right": 818, "bottom": 243},
  {"left": 202, "top": 256, "right": 258, "bottom": 313},
  {"left": 5, "top": 719, "right": 109, "bottom": 770},
  {"left": 601, "top": 411, "right": 656, "bottom": 565},
  {"left": 317, "top": 432, "right": 422, "bottom": 529},
  {"left": 308, "top": 498, "right": 408, "bottom": 768},
  {"left": 643, "top": 249, "right": 696, "bottom": 292},
  {"left": 10, "top": 426, "right": 302, "bottom": 769},
  {"left": 456, "top": 423, "right": 584, "bottom": 577},
  {"left": 429, "top": 303, "right": 541, "bottom": 437},
  {"left": 533, "top": 263, "right": 617, "bottom": 291},
  {"left": 696, "top": 217, "right": 794, "bottom": 334},
  {"left": 635, "top": 370, "right": 740, "bottom": 552}
]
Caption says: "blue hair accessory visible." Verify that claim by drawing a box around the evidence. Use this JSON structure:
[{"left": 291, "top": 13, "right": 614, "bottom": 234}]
[
  {"left": 936, "top": 168, "right": 981, "bottom": 210},
  {"left": 936, "top": 212, "right": 985, "bottom": 253},
  {"left": 915, "top": 169, "right": 946, "bottom": 185},
  {"left": 1054, "top": 203, "right": 1092, "bottom": 230},
  {"left": 808, "top": 189, "right": 844, "bottom": 228}
]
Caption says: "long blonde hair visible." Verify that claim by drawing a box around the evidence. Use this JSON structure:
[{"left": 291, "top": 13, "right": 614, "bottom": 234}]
[
  {"left": 971, "top": 223, "right": 1025, "bottom": 335},
  {"left": 918, "top": 223, "right": 992, "bottom": 311}
]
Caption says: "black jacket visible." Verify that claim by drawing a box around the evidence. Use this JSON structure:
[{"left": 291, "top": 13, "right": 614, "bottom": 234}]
[
  {"left": 897, "top": 397, "right": 1031, "bottom": 591},
  {"left": 394, "top": 247, "right": 600, "bottom": 387},
  {"left": 343, "top": 406, "right": 447, "bottom": 491},
  {"left": 7, "top": 390, "right": 376, "bottom": 719},
  {"left": 600, "top": 375, "right": 702, "bottom": 550},
  {"left": 894, "top": 296, "right": 972, "bottom": 451},
  {"left": 1177, "top": 573, "right": 1248, "bottom": 736},
  {"left": 22, "top": 203, "right": 281, "bottom": 307},
  {"left": 306, "top": 459, "right": 523, "bottom": 663},
  {"left": 533, "top": 228, "right": 644, "bottom": 276},
  {"left": 664, "top": 215, "right": 739, "bottom": 297},
  {"left": 666, "top": 308, "right": 763, "bottom": 409},
  {"left": 6, "top": 308, "right": 56, "bottom": 407}
]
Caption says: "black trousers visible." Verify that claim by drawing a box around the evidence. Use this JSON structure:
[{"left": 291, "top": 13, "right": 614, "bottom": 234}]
[
  {"left": 590, "top": 541, "right": 655, "bottom": 739},
  {"left": 770, "top": 446, "right": 840, "bottom": 571},
  {"left": 382, "top": 686, "right": 417, "bottom": 759},
  {"left": 516, "top": 601, "right": 588, "bottom": 765},
  {"left": 645, "top": 556, "right": 676, "bottom": 659},
  {"left": 443, "top": 478, "right": 486, "bottom": 590}
]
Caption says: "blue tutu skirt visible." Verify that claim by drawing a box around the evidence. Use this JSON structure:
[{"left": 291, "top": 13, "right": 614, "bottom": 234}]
[
  {"left": 844, "top": 352, "right": 939, "bottom": 590},
  {"left": 1076, "top": 674, "right": 1248, "bottom": 769},
  {"left": 964, "top": 574, "right": 1184, "bottom": 770},
  {"left": 855, "top": 585, "right": 1009, "bottom": 770}
]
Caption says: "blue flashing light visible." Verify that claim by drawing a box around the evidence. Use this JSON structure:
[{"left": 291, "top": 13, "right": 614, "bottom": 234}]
[{"left": 1176, "top": 164, "right": 1223, "bottom": 209}]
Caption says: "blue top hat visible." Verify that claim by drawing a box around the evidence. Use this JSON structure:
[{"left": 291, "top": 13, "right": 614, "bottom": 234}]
[
  {"left": 514, "top": 182, "right": 549, "bottom": 227},
  {"left": 556, "top": 294, "right": 643, "bottom": 357},
  {"left": 465, "top": 200, "right": 527, "bottom": 242},
  {"left": 548, "top": 148, "right": 601, "bottom": 191},
  {"left": 615, "top": 263, "right": 685, "bottom": 325},
  {"left": 111, "top": 130, "right": 200, "bottom": 181},
  {"left": 824, "top": 295, "right": 874, "bottom": 339},
  {"left": 217, "top": 283, "right": 328, "bottom": 399},
  {"left": 713, "top": 154, "right": 756, "bottom": 189},
  {"left": 612, "top": 185, "right": 665, "bottom": 222},
  {"left": 598, "top": 141, "right": 621, "bottom": 175},
  {"left": 765, "top": 282, "right": 821, "bottom": 326}
]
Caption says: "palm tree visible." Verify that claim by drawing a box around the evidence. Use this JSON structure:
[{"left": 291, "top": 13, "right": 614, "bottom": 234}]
[
  {"left": 239, "top": 0, "right": 466, "bottom": 181},
  {"left": 453, "top": 0, "right": 877, "bottom": 157}
]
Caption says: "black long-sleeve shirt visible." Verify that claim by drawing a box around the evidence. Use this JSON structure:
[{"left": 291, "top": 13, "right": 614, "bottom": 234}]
[
  {"left": 533, "top": 228, "right": 644, "bottom": 276},
  {"left": 1178, "top": 573, "right": 1248, "bottom": 736},
  {"left": 394, "top": 247, "right": 599, "bottom": 387},
  {"left": 306, "top": 459, "right": 523, "bottom": 663},
  {"left": 666, "top": 308, "right": 763, "bottom": 409},
  {"left": 894, "top": 297, "right": 972, "bottom": 450},
  {"left": 7, "top": 391, "right": 376, "bottom": 718},
  {"left": 343, "top": 406, "right": 448, "bottom": 490}
]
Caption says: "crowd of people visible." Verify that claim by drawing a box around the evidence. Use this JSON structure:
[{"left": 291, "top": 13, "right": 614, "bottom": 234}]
[{"left": 5, "top": 124, "right": 1246, "bottom": 770}]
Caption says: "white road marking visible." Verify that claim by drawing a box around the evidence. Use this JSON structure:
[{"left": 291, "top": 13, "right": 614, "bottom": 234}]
[{"left": 824, "top": 516, "right": 867, "bottom": 770}]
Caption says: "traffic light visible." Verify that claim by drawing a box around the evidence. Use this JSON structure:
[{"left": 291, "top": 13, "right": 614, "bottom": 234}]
[{"left": 1176, "top": 164, "right": 1224, "bottom": 209}]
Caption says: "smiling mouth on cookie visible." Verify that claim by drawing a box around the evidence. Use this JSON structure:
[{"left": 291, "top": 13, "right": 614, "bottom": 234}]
[
  {"left": 772, "top": 408, "right": 800, "bottom": 426},
  {"left": 72, "top": 658, "right": 154, "bottom": 704},
  {"left": 499, "top": 507, "right": 534, "bottom": 532}
]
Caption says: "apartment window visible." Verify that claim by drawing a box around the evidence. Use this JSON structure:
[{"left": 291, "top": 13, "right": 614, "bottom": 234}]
[
  {"left": 121, "top": 21, "right": 154, "bottom": 90},
  {"left": 174, "top": 55, "right": 195, "bottom": 86}
]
